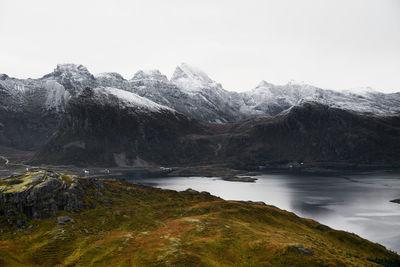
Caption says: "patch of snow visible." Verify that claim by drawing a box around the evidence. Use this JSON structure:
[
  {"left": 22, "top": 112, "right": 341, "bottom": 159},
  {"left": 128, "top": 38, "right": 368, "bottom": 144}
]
[
  {"left": 52, "top": 63, "right": 94, "bottom": 82},
  {"left": 43, "top": 80, "right": 71, "bottom": 111},
  {"left": 95, "top": 72, "right": 125, "bottom": 81},
  {"left": 341, "top": 87, "right": 378, "bottom": 96},
  {"left": 131, "top": 69, "right": 168, "bottom": 82},
  {"left": 171, "top": 63, "right": 219, "bottom": 92},
  {"left": 93, "top": 87, "right": 176, "bottom": 113}
]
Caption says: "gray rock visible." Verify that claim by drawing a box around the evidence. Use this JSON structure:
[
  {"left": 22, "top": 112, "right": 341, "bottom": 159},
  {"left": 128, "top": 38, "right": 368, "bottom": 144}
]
[
  {"left": 102, "top": 199, "right": 112, "bottom": 205},
  {"left": 94, "top": 191, "right": 103, "bottom": 197},
  {"left": 57, "top": 216, "right": 75, "bottom": 225},
  {"left": 0, "top": 171, "right": 101, "bottom": 225},
  {"left": 7, "top": 179, "right": 23, "bottom": 185},
  {"left": 288, "top": 245, "right": 314, "bottom": 255}
]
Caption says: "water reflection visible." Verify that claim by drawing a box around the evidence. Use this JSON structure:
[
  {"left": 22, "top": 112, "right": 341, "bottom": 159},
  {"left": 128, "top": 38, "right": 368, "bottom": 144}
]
[{"left": 126, "top": 172, "right": 400, "bottom": 252}]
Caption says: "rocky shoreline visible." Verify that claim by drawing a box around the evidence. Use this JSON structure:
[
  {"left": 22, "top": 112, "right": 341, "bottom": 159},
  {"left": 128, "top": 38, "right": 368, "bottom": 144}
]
[
  {"left": 390, "top": 198, "right": 400, "bottom": 204},
  {"left": 222, "top": 176, "right": 258, "bottom": 182}
]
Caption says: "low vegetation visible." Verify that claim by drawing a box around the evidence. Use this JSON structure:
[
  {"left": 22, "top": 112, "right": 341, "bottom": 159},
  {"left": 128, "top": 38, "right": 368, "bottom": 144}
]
[{"left": 0, "top": 171, "right": 399, "bottom": 266}]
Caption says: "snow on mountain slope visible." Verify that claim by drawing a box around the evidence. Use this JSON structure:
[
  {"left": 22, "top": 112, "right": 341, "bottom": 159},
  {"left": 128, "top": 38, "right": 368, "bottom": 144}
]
[
  {"left": 341, "top": 86, "right": 378, "bottom": 96},
  {"left": 131, "top": 70, "right": 168, "bottom": 82},
  {"left": 41, "top": 64, "right": 98, "bottom": 95},
  {"left": 171, "top": 63, "right": 217, "bottom": 92},
  {"left": 94, "top": 72, "right": 130, "bottom": 90},
  {"left": 169, "top": 63, "right": 244, "bottom": 122},
  {"left": 109, "top": 65, "right": 243, "bottom": 123},
  {"left": 240, "top": 80, "right": 400, "bottom": 116},
  {"left": 95, "top": 72, "right": 125, "bottom": 81},
  {"left": 90, "top": 87, "right": 176, "bottom": 113},
  {"left": 0, "top": 70, "right": 74, "bottom": 113},
  {"left": 42, "top": 80, "right": 71, "bottom": 112},
  {"left": 1, "top": 63, "right": 399, "bottom": 124},
  {"left": 306, "top": 86, "right": 400, "bottom": 115},
  {"left": 239, "top": 80, "right": 319, "bottom": 115}
]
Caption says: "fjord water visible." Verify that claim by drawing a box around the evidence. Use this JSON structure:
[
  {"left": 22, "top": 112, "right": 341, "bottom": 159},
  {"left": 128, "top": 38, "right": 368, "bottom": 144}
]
[{"left": 128, "top": 172, "right": 400, "bottom": 253}]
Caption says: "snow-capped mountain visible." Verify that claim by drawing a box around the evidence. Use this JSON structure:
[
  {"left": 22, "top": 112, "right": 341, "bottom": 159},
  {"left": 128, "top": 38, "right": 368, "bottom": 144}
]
[
  {"left": 131, "top": 69, "right": 169, "bottom": 82},
  {"left": 0, "top": 64, "right": 97, "bottom": 114},
  {"left": 171, "top": 63, "right": 220, "bottom": 92},
  {"left": 240, "top": 80, "right": 400, "bottom": 116},
  {"left": 0, "top": 64, "right": 98, "bottom": 150},
  {"left": 1, "top": 62, "right": 400, "bottom": 167},
  {"left": 1, "top": 63, "right": 400, "bottom": 149},
  {"left": 42, "top": 64, "right": 97, "bottom": 95},
  {"left": 4, "top": 62, "right": 397, "bottom": 120},
  {"left": 168, "top": 63, "right": 244, "bottom": 122},
  {"left": 94, "top": 72, "right": 127, "bottom": 89},
  {"left": 94, "top": 63, "right": 243, "bottom": 122},
  {"left": 240, "top": 80, "right": 318, "bottom": 116}
]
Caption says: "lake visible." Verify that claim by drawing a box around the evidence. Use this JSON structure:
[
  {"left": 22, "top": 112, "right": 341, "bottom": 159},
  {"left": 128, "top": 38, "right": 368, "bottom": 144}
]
[{"left": 126, "top": 171, "right": 400, "bottom": 253}]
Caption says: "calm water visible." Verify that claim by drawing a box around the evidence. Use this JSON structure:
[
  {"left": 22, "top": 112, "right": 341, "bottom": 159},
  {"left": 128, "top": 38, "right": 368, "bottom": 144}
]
[{"left": 127, "top": 172, "right": 400, "bottom": 253}]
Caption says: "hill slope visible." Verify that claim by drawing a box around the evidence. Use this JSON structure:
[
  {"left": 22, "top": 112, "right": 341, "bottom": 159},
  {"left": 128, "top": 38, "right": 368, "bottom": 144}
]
[{"left": 0, "top": 170, "right": 399, "bottom": 266}]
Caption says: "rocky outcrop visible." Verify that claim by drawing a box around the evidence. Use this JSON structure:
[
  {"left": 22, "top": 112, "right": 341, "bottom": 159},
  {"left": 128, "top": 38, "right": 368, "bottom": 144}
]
[{"left": 0, "top": 170, "right": 104, "bottom": 226}]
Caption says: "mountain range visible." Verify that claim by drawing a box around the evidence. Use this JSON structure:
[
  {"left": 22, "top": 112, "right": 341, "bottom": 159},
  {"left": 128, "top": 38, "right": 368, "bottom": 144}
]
[{"left": 1, "top": 63, "right": 400, "bottom": 167}]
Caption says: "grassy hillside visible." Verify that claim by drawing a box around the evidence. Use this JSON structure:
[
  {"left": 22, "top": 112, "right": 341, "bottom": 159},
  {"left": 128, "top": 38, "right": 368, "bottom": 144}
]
[{"left": 0, "top": 171, "right": 399, "bottom": 266}]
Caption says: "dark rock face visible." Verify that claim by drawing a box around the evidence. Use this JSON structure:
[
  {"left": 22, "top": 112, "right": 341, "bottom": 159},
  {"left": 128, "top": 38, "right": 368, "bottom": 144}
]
[
  {"left": 0, "top": 170, "right": 102, "bottom": 225},
  {"left": 34, "top": 87, "right": 208, "bottom": 166},
  {"left": 0, "top": 108, "right": 61, "bottom": 150},
  {"left": 221, "top": 102, "right": 400, "bottom": 168},
  {"left": 35, "top": 99, "right": 400, "bottom": 167}
]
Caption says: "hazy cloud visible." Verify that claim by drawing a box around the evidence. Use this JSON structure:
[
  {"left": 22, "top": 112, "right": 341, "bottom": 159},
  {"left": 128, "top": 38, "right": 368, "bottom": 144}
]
[{"left": 1, "top": 0, "right": 399, "bottom": 92}]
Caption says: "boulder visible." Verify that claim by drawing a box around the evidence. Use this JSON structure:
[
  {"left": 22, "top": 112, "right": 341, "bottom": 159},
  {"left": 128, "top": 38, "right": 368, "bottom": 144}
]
[{"left": 57, "top": 216, "right": 75, "bottom": 225}]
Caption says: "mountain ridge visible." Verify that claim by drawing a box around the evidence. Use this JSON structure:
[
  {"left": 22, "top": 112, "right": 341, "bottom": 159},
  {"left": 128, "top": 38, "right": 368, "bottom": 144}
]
[
  {"left": 1, "top": 63, "right": 400, "bottom": 159},
  {"left": 2, "top": 63, "right": 399, "bottom": 120}
]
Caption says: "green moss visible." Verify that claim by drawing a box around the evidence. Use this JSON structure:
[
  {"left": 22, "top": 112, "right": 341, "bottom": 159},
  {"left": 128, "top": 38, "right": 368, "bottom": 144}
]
[
  {"left": 60, "top": 174, "right": 75, "bottom": 185},
  {"left": 0, "top": 171, "right": 45, "bottom": 193}
]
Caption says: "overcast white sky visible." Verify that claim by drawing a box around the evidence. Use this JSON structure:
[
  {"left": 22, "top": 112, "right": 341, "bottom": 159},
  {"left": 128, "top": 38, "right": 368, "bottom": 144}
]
[{"left": 1, "top": 0, "right": 399, "bottom": 92}]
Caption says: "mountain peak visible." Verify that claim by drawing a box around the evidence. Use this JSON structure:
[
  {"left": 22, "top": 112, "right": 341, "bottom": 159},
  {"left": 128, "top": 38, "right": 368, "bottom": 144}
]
[
  {"left": 42, "top": 64, "right": 95, "bottom": 82},
  {"left": 172, "top": 63, "right": 213, "bottom": 82},
  {"left": 171, "top": 63, "right": 217, "bottom": 91},
  {"left": 131, "top": 69, "right": 168, "bottom": 82},
  {"left": 54, "top": 64, "right": 91, "bottom": 75},
  {"left": 0, "top": 73, "right": 9, "bottom": 80},
  {"left": 256, "top": 80, "right": 274, "bottom": 88}
]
